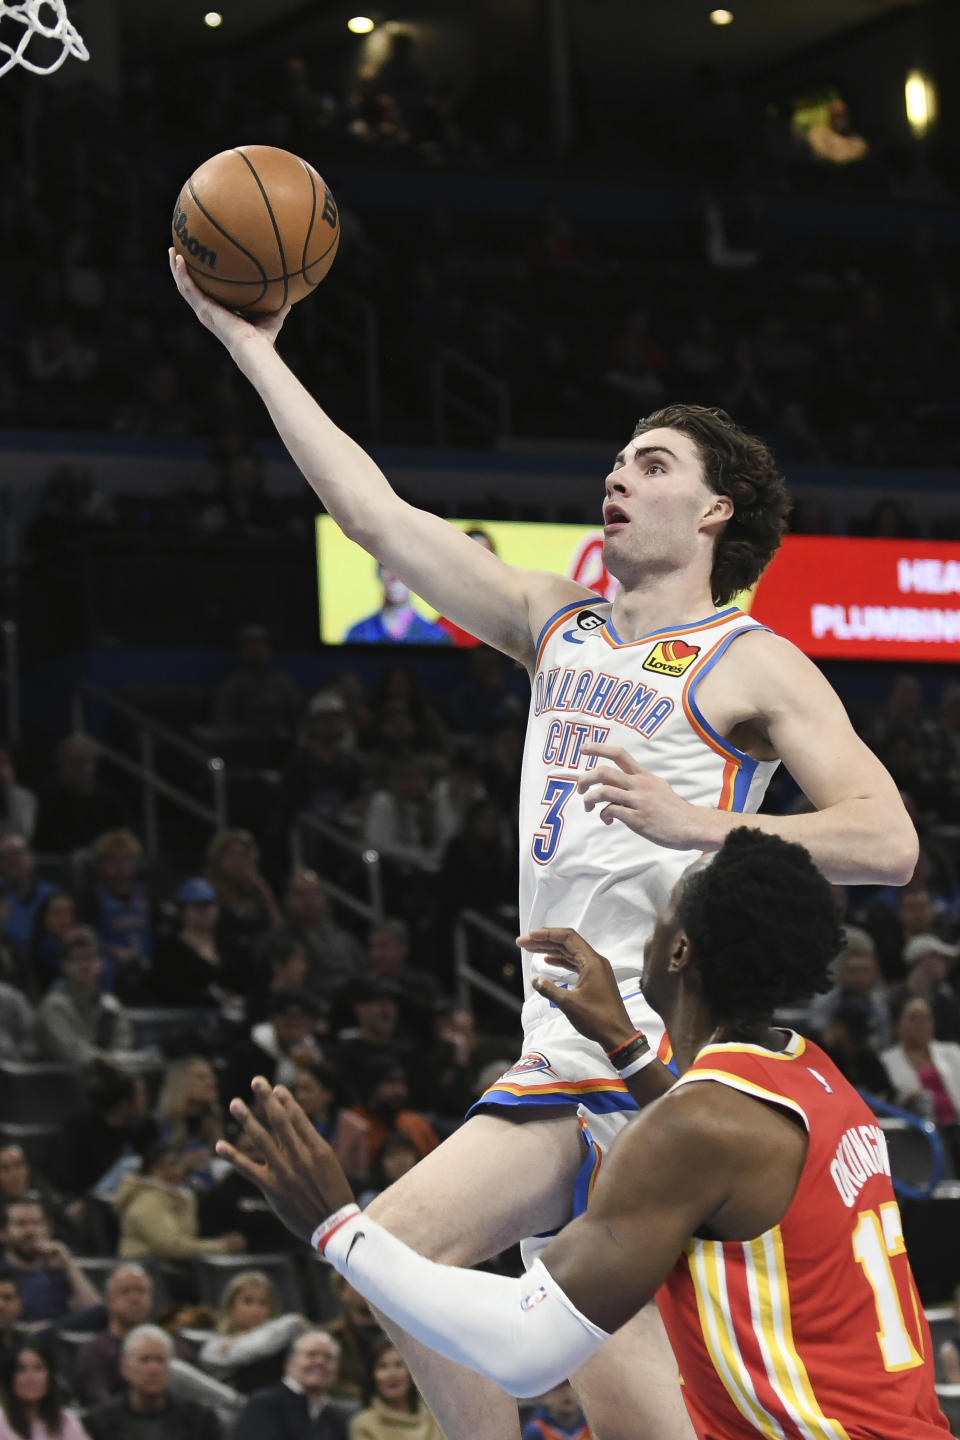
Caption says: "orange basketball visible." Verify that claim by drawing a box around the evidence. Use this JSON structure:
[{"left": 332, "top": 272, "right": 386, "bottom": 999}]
[{"left": 171, "top": 145, "right": 340, "bottom": 314}]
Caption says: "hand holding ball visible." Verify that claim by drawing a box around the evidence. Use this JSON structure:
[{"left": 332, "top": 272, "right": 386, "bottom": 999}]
[{"left": 171, "top": 145, "right": 340, "bottom": 314}]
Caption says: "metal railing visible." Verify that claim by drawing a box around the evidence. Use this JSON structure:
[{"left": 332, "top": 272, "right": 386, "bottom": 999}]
[
  {"left": 72, "top": 684, "right": 228, "bottom": 857},
  {"left": 432, "top": 345, "right": 511, "bottom": 446},
  {"left": 1, "top": 620, "right": 18, "bottom": 743},
  {"left": 290, "top": 811, "right": 385, "bottom": 924},
  {"left": 454, "top": 908, "right": 523, "bottom": 1017},
  {"left": 301, "top": 286, "right": 382, "bottom": 437}
]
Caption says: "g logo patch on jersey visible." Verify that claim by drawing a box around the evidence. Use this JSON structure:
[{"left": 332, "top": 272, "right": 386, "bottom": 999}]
[
  {"left": 562, "top": 609, "right": 606, "bottom": 644},
  {"left": 642, "top": 638, "right": 700, "bottom": 677}
]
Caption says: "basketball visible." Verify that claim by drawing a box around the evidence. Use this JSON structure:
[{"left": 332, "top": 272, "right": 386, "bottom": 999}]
[{"left": 171, "top": 145, "right": 340, "bottom": 314}]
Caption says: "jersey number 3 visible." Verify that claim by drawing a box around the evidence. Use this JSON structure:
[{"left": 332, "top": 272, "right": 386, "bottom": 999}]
[
  {"left": 852, "top": 1203, "right": 923, "bottom": 1372},
  {"left": 532, "top": 777, "right": 577, "bottom": 864}
]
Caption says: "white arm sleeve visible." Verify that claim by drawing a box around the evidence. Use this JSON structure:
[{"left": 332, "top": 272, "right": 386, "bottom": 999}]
[{"left": 323, "top": 1213, "right": 609, "bottom": 1398}]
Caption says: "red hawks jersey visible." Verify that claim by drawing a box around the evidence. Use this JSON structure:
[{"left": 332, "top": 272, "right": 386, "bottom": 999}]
[
  {"left": 520, "top": 600, "right": 778, "bottom": 1003},
  {"left": 657, "top": 1033, "right": 950, "bottom": 1440}
]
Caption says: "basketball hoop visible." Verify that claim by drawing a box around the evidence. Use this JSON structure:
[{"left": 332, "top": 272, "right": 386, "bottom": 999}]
[{"left": 0, "top": 0, "right": 89, "bottom": 78}]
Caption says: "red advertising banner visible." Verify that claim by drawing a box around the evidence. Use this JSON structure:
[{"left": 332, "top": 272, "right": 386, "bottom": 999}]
[{"left": 747, "top": 537, "right": 960, "bottom": 661}]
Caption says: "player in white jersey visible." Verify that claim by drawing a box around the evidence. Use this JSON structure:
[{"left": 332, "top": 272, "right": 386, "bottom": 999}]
[{"left": 171, "top": 248, "right": 918, "bottom": 1440}]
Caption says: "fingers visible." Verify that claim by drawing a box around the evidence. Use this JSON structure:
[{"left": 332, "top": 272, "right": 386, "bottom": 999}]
[
  {"left": 599, "top": 804, "right": 634, "bottom": 827},
  {"left": 577, "top": 766, "right": 633, "bottom": 798},
  {"left": 214, "top": 1138, "right": 266, "bottom": 1185},
  {"left": 267, "top": 1084, "right": 323, "bottom": 1148},
  {"left": 580, "top": 741, "right": 642, "bottom": 773},
  {"left": 531, "top": 976, "right": 569, "bottom": 1006},
  {"left": 582, "top": 784, "right": 636, "bottom": 813}
]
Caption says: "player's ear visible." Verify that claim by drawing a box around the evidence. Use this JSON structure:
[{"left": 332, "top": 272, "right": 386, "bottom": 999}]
[
  {"left": 668, "top": 932, "right": 692, "bottom": 973},
  {"left": 702, "top": 493, "right": 733, "bottom": 530}
]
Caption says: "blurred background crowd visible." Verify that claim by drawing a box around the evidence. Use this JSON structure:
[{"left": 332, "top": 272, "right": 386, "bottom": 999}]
[{"left": 1, "top": 0, "right": 960, "bottom": 1434}]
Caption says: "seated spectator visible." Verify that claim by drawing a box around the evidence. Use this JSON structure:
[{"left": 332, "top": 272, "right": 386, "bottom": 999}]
[
  {"left": 78, "top": 830, "right": 153, "bottom": 997},
  {"left": 156, "top": 1057, "right": 224, "bottom": 1187},
  {"left": 152, "top": 877, "right": 245, "bottom": 1009},
  {"left": 197, "top": 1122, "right": 296, "bottom": 1255},
  {"left": 48, "top": 1062, "right": 157, "bottom": 1201},
  {"left": 293, "top": 1062, "right": 370, "bottom": 1177},
  {"left": 416, "top": 1005, "right": 509, "bottom": 1121},
  {"left": 362, "top": 760, "right": 443, "bottom": 874},
  {"left": 888, "top": 933, "right": 960, "bottom": 1041},
  {"left": 939, "top": 1282, "right": 960, "bottom": 1384},
  {"left": 323, "top": 1280, "right": 381, "bottom": 1401},
  {"left": 212, "top": 625, "right": 303, "bottom": 740},
  {"left": 346, "top": 1064, "right": 438, "bottom": 1165},
  {"left": 73, "top": 1263, "right": 239, "bottom": 1419},
  {"left": 438, "top": 798, "right": 514, "bottom": 927},
  {"left": 283, "top": 871, "right": 366, "bottom": 1005},
  {"left": 0, "top": 747, "right": 37, "bottom": 844},
  {"left": 271, "top": 697, "right": 367, "bottom": 839},
  {"left": 114, "top": 1142, "right": 246, "bottom": 1265},
  {"left": 73, "top": 1263, "right": 154, "bottom": 1408},
  {"left": 28, "top": 892, "right": 77, "bottom": 990},
  {"left": 0, "top": 1269, "right": 25, "bottom": 1371},
  {"left": 807, "top": 935, "right": 891, "bottom": 1051},
  {"left": 332, "top": 981, "right": 412, "bottom": 1100},
  {"left": 815, "top": 1005, "right": 894, "bottom": 1100},
  {"left": 86, "top": 1325, "right": 221, "bottom": 1440},
  {"left": 0, "top": 1150, "right": 63, "bottom": 1245},
  {"left": 356, "top": 1134, "right": 419, "bottom": 1210},
  {"left": 232, "top": 1330, "right": 347, "bottom": 1440},
  {"left": 0, "top": 1338, "right": 92, "bottom": 1440},
  {"left": 521, "top": 1380, "right": 589, "bottom": 1440},
  {"left": 248, "top": 931, "right": 310, "bottom": 1022},
  {"left": 198, "top": 1270, "right": 305, "bottom": 1391},
  {"left": 224, "top": 989, "right": 323, "bottom": 1098},
  {"left": 881, "top": 998, "right": 960, "bottom": 1153},
  {"left": 205, "top": 830, "right": 282, "bottom": 985},
  {"left": 349, "top": 1338, "right": 441, "bottom": 1440},
  {"left": 0, "top": 1196, "right": 102, "bottom": 1330},
  {"left": 33, "top": 736, "right": 127, "bottom": 855},
  {"left": 0, "top": 984, "right": 36, "bottom": 1060},
  {"left": 367, "top": 921, "right": 442, "bottom": 1042},
  {"left": 0, "top": 836, "right": 56, "bottom": 951},
  {"left": 36, "top": 928, "right": 138, "bottom": 1067}
]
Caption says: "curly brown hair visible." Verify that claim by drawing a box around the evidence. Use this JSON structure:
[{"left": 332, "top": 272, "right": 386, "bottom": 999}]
[{"left": 633, "top": 404, "right": 791, "bottom": 605}]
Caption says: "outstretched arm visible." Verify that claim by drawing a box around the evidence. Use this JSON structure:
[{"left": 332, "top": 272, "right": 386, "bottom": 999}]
[
  {"left": 170, "top": 251, "right": 587, "bottom": 664},
  {"left": 216, "top": 1079, "right": 732, "bottom": 1398}
]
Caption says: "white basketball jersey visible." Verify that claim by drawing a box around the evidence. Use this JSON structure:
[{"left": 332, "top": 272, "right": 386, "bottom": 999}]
[{"left": 519, "top": 600, "right": 779, "bottom": 1002}]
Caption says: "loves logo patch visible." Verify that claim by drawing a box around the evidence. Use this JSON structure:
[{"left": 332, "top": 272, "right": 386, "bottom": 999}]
[{"left": 642, "top": 638, "right": 700, "bottom": 677}]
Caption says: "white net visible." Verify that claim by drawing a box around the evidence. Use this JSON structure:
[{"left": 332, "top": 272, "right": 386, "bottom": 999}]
[{"left": 0, "top": 0, "right": 89, "bottom": 77}]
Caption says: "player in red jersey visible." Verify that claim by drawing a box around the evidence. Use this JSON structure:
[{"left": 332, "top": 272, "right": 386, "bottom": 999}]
[{"left": 217, "top": 827, "right": 949, "bottom": 1440}]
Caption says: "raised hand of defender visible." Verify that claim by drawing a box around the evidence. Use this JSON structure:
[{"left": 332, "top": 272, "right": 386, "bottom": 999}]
[
  {"left": 578, "top": 741, "right": 699, "bottom": 849},
  {"left": 169, "top": 249, "right": 290, "bottom": 353},
  {"left": 216, "top": 1076, "right": 354, "bottom": 1244},
  {"left": 520, "top": 927, "right": 635, "bottom": 1052}
]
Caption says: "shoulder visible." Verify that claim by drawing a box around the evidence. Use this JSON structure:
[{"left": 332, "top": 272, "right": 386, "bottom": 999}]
[
  {"left": 527, "top": 581, "right": 603, "bottom": 652},
  {"left": 597, "top": 1081, "right": 757, "bottom": 1207}
]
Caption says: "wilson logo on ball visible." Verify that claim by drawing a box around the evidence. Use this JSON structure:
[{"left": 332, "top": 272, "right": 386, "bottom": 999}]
[
  {"left": 173, "top": 201, "right": 218, "bottom": 270},
  {"left": 642, "top": 638, "right": 700, "bottom": 677}
]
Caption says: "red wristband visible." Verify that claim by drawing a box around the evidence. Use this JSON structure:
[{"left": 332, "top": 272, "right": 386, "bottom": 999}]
[{"left": 311, "top": 1204, "right": 360, "bottom": 1256}]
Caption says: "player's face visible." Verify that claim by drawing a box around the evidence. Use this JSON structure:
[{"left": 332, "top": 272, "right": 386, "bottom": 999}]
[{"left": 602, "top": 427, "right": 730, "bottom": 585}]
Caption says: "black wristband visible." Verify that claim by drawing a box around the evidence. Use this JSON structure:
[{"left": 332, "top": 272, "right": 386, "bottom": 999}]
[{"left": 609, "top": 1033, "right": 651, "bottom": 1072}]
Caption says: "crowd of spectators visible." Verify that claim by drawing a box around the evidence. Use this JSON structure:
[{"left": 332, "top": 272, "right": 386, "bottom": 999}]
[
  {"left": 0, "top": 640, "right": 958, "bottom": 1431},
  {"left": 1, "top": 27, "right": 958, "bottom": 486}
]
